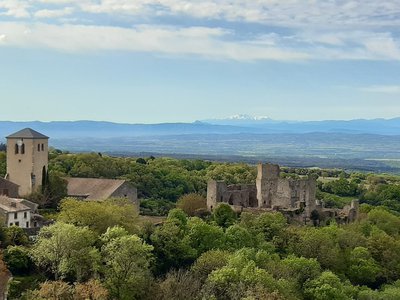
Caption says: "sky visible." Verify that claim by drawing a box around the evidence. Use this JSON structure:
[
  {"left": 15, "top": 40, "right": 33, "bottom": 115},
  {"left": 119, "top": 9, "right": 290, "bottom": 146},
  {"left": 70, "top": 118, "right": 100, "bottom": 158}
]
[{"left": 0, "top": 0, "right": 399, "bottom": 123}]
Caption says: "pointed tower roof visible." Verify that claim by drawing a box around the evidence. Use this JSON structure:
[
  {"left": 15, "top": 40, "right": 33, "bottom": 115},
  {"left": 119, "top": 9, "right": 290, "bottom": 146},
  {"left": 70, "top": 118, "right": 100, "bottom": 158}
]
[{"left": 6, "top": 128, "right": 49, "bottom": 139}]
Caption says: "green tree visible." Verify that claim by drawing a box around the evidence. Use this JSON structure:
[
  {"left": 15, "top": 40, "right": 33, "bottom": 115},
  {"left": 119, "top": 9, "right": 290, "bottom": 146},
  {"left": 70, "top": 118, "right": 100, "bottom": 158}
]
[
  {"left": 28, "top": 171, "right": 68, "bottom": 208},
  {"left": 30, "top": 222, "right": 99, "bottom": 281},
  {"left": 0, "top": 151, "right": 6, "bottom": 177},
  {"left": 150, "top": 220, "right": 196, "bottom": 274},
  {"left": 167, "top": 208, "right": 189, "bottom": 227},
  {"left": 280, "top": 255, "right": 321, "bottom": 290},
  {"left": 191, "top": 250, "right": 231, "bottom": 281},
  {"left": 366, "top": 208, "right": 400, "bottom": 237},
  {"left": 100, "top": 225, "right": 130, "bottom": 244},
  {"left": 203, "top": 248, "right": 295, "bottom": 300},
  {"left": 239, "top": 212, "right": 288, "bottom": 252},
  {"left": 41, "top": 166, "right": 49, "bottom": 194},
  {"left": 304, "top": 271, "right": 355, "bottom": 300},
  {"left": 366, "top": 228, "right": 400, "bottom": 282},
  {"left": 206, "top": 163, "right": 256, "bottom": 185},
  {"left": 140, "top": 199, "right": 175, "bottom": 216},
  {"left": 101, "top": 230, "right": 153, "bottom": 300},
  {"left": 346, "top": 247, "right": 381, "bottom": 286},
  {"left": 290, "top": 226, "right": 343, "bottom": 272},
  {"left": 4, "top": 226, "right": 29, "bottom": 247},
  {"left": 224, "top": 225, "right": 254, "bottom": 250},
  {"left": 213, "top": 203, "right": 237, "bottom": 228},
  {"left": 4, "top": 246, "right": 33, "bottom": 275},
  {"left": 322, "top": 178, "right": 360, "bottom": 197},
  {"left": 46, "top": 171, "right": 68, "bottom": 208},
  {"left": 253, "top": 212, "right": 287, "bottom": 242},
  {"left": 186, "top": 217, "right": 225, "bottom": 255},
  {"left": 176, "top": 193, "right": 207, "bottom": 216},
  {"left": 57, "top": 198, "right": 138, "bottom": 234}
]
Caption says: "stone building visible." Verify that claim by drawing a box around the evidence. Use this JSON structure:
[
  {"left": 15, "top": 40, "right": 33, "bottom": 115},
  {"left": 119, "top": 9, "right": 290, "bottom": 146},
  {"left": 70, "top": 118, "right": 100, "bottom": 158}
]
[
  {"left": 208, "top": 163, "right": 316, "bottom": 213},
  {"left": 3, "top": 128, "right": 138, "bottom": 206},
  {"left": 207, "top": 181, "right": 258, "bottom": 210},
  {"left": 207, "top": 163, "right": 358, "bottom": 223},
  {"left": 0, "top": 178, "right": 19, "bottom": 198},
  {"left": 5, "top": 128, "right": 49, "bottom": 196},
  {"left": 256, "top": 163, "right": 316, "bottom": 216},
  {"left": 0, "top": 196, "right": 44, "bottom": 228},
  {"left": 66, "top": 177, "right": 138, "bottom": 207}
]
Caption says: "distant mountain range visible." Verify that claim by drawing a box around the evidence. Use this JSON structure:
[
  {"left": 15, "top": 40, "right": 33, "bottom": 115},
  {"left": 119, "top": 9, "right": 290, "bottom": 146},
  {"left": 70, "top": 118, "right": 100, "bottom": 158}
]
[
  {"left": 0, "top": 117, "right": 400, "bottom": 139},
  {"left": 1, "top": 119, "right": 400, "bottom": 173},
  {"left": 203, "top": 116, "right": 400, "bottom": 135}
]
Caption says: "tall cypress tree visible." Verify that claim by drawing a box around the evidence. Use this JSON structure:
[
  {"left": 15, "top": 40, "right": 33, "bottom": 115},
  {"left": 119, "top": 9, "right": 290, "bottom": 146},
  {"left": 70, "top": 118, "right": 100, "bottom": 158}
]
[{"left": 41, "top": 166, "right": 47, "bottom": 194}]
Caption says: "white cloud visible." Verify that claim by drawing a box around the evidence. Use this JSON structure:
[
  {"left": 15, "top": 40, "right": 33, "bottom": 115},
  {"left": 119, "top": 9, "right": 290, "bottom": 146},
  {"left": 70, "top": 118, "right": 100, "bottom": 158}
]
[
  {"left": 73, "top": 0, "right": 400, "bottom": 28},
  {"left": 0, "top": 1, "right": 400, "bottom": 61},
  {"left": 0, "top": 0, "right": 30, "bottom": 18},
  {"left": 362, "top": 36, "right": 400, "bottom": 60},
  {"left": 361, "top": 85, "right": 400, "bottom": 94},
  {"left": 21, "top": 0, "right": 400, "bottom": 28},
  {"left": 0, "top": 22, "right": 309, "bottom": 61},
  {"left": 34, "top": 7, "right": 74, "bottom": 19},
  {"left": 1, "top": 21, "right": 400, "bottom": 61},
  {"left": 297, "top": 31, "right": 400, "bottom": 60}
]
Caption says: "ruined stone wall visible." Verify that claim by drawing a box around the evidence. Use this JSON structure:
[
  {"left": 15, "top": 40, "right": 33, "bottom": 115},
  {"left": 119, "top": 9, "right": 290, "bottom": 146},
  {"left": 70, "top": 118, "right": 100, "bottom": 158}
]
[
  {"left": 256, "top": 163, "right": 280, "bottom": 208},
  {"left": 256, "top": 163, "right": 316, "bottom": 214},
  {"left": 210, "top": 163, "right": 317, "bottom": 214},
  {"left": 304, "top": 178, "right": 317, "bottom": 215},
  {"left": 339, "top": 199, "right": 359, "bottom": 223},
  {"left": 273, "top": 179, "right": 291, "bottom": 208},
  {"left": 207, "top": 181, "right": 257, "bottom": 210},
  {"left": 207, "top": 163, "right": 357, "bottom": 224},
  {"left": 207, "top": 180, "right": 227, "bottom": 210}
]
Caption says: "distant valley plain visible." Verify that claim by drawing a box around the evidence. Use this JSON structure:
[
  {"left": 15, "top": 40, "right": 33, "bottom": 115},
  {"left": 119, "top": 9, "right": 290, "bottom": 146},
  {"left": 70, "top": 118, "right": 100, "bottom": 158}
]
[{"left": 1, "top": 118, "right": 400, "bottom": 173}]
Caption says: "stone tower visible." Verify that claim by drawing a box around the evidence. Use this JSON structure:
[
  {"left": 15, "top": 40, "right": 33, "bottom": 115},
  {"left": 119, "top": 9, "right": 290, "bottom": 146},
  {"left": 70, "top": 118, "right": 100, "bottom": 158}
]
[
  {"left": 207, "top": 180, "right": 227, "bottom": 211},
  {"left": 256, "top": 163, "right": 280, "bottom": 208},
  {"left": 6, "top": 128, "right": 49, "bottom": 196}
]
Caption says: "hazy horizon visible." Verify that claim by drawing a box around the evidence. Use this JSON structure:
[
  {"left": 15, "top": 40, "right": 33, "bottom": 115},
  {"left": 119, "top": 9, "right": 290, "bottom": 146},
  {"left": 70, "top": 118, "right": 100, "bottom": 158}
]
[{"left": 1, "top": 115, "right": 400, "bottom": 125}]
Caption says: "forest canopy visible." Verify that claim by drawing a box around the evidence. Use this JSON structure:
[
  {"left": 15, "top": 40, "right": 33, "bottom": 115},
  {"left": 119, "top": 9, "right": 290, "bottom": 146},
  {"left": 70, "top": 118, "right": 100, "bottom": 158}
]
[{"left": 1, "top": 150, "right": 400, "bottom": 299}]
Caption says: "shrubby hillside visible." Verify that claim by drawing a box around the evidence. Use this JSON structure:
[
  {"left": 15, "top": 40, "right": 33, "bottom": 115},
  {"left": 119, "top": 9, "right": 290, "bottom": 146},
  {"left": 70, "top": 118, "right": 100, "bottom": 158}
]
[{"left": 1, "top": 150, "right": 400, "bottom": 299}]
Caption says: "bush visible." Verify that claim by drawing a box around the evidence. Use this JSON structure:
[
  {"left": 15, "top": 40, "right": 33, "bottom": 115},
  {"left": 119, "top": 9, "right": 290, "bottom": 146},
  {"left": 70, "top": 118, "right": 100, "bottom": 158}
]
[
  {"left": 155, "top": 269, "right": 203, "bottom": 300},
  {"left": 140, "top": 199, "right": 175, "bottom": 216},
  {"left": 4, "top": 226, "right": 30, "bottom": 247},
  {"left": 4, "top": 246, "right": 33, "bottom": 275},
  {"left": 212, "top": 204, "right": 237, "bottom": 228},
  {"left": 176, "top": 193, "right": 207, "bottom": 216}
]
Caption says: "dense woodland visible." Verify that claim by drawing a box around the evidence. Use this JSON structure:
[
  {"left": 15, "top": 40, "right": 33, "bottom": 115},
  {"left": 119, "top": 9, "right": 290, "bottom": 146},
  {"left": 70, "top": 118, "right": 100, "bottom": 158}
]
[{"left": 1, "top": 150, "right": 400, "bottom": 299}]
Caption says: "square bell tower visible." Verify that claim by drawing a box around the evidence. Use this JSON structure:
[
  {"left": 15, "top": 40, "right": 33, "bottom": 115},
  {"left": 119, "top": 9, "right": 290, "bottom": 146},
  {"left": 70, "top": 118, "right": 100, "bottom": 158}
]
[{"left": 6, "top": 128, "right": 49, "bottom": 196}]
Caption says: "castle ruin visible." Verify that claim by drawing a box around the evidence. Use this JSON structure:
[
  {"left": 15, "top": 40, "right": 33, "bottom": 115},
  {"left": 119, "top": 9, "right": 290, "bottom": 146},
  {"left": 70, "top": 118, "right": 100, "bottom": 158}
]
[{"left": 207, "top": 163, "right": 359, "bottom": 224}]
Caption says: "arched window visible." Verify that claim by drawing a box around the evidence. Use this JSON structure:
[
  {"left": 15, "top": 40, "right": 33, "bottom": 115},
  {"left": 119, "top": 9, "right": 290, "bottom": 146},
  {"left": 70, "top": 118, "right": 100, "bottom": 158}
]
[
  {"left": 15, "top": 144, "right": 19, "bottom": 154},
  {"left": 41, "top": 143, "right": 44, "bottom": 151},
  {"left": 21, "top": 143, "right": 25, "bottom": 154},
  {"left": 37, "top": 144, "right": 40, "bottom": 151}
]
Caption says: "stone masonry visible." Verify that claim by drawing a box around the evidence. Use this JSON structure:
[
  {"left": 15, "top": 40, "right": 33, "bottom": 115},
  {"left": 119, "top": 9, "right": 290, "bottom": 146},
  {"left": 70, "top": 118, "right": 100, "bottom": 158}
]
[{"left": 207, "top": 163, "right": 359, "bottom": 223}]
